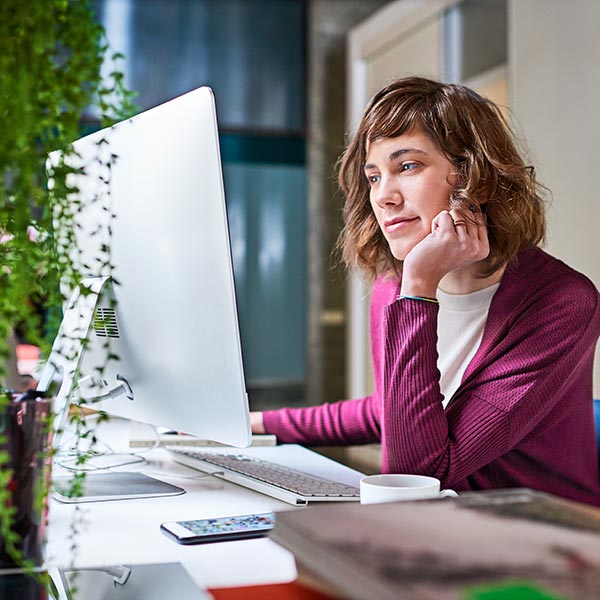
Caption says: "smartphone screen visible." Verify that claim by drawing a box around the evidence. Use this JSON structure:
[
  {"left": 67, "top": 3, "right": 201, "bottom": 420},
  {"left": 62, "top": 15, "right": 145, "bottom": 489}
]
[{"left": 160, "top": 512, "right": 276, "bottom": 544}]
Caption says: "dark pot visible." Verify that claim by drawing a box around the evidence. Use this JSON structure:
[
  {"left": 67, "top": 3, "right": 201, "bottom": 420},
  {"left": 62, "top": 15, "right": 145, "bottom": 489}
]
[
  {"left": 0, "top": 571, "right": 47, "bottom": 600},
  {"left": 0, "top": 390, "right": 52, "bottom": 570}
]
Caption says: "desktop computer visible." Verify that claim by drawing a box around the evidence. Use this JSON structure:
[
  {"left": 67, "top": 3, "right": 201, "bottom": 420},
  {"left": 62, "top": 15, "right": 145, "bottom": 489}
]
[{"left": 40, "top": 87, "right": 359, "bottom": 505}]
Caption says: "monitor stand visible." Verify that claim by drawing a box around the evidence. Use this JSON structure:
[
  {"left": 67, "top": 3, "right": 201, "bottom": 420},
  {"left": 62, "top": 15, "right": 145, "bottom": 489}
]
[
  {"left": 52, "top": 415, "right": 187, "bottom": 503},
  {"left": 38, "top": 277, "right": 187, "bottom": 502},
  {"left": 52, "top": 471, "right": 185, "bottom": 503}
]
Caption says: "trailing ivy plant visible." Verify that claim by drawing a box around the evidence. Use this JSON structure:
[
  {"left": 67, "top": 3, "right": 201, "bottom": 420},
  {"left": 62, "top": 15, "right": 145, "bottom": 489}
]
[{"left": 0, "top": 0, "right": 136, "bottom": 585}]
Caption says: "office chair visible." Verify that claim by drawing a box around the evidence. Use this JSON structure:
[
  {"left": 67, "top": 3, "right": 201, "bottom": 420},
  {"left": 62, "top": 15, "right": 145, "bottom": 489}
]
[{"left": 594, "top": 399, "right": 600, "bottom": 475}]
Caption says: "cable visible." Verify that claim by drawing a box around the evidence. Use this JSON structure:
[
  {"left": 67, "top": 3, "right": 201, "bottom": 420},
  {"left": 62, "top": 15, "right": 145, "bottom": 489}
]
[
  {"left": 55, "top": 453, "right": 147, "bottom": 472},
  {"left": 54, "top": 417, "right": 224, "bottom": 482}
]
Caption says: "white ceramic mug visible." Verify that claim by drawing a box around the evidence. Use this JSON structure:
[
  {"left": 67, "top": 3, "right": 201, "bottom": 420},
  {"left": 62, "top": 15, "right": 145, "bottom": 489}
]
[{"left": 360, "top": 474, "right": 458, "bottom": 505}]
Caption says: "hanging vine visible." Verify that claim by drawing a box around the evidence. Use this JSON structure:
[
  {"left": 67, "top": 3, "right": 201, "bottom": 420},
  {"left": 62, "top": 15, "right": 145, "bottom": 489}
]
[{"left": 0, "top": 0, "right": 136, "bottom": 584}]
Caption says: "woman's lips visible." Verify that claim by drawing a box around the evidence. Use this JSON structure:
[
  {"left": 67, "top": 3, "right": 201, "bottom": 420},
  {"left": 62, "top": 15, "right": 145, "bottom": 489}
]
[{"left": 384, "top": 216, "right": 419, "bottom": 234}]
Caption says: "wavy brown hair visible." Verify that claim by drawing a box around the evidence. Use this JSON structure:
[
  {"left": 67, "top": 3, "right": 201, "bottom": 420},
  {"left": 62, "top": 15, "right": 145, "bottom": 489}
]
[{"left": 337, "top": 77, "right": 546, "bottom": 279}]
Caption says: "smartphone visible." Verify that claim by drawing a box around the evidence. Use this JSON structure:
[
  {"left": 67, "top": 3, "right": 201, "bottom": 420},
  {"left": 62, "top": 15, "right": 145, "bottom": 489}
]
[{"left": 160, "top": 512, "right": 276, "bottom": 545}]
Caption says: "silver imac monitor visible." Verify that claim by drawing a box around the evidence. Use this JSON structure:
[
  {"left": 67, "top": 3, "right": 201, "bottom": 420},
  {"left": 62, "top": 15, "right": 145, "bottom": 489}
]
[{"left": 39, "top": 87, "right": 251, "bottom": 449}]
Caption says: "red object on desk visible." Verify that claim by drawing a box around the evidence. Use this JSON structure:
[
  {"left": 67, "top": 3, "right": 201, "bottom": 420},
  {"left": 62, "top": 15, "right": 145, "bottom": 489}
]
[{"left": 209, "top": 581, "right": 341, "bottom": 600}]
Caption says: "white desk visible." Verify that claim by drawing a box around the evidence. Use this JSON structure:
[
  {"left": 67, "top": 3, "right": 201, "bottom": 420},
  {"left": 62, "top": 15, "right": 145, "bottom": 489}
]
[{"left": 46, "top": 445, "right": 365, "bottom": 591}]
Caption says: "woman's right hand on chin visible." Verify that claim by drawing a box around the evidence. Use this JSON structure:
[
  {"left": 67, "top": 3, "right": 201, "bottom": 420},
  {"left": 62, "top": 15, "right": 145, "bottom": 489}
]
[{"left": 401, "top": 209, "right": 489, "bottom": 297}]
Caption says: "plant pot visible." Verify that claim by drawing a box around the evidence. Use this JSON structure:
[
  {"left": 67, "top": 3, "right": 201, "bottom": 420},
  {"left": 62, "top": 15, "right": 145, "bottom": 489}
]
[
  {"left": 0, "top": 390, "right": 53, "bottom": 570},
  {"left": 0, "top": 570, "right": 47, "bottom": 600}
]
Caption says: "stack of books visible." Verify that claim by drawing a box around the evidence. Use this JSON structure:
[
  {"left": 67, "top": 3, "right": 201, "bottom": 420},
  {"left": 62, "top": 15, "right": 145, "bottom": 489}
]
[{"left": 270, "top": 489, "right": 600, "bottom": 600}]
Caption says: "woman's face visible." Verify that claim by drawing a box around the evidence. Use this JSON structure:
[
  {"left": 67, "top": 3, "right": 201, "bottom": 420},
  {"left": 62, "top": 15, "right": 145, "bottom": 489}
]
[{"left": 364, "top": 129, "right": 456, "bottom": 261}]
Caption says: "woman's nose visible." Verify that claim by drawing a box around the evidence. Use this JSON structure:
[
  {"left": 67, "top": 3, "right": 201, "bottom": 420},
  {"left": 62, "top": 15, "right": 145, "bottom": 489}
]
[{"left": 373, "top": 176, "right": 402, "bottom": 208}]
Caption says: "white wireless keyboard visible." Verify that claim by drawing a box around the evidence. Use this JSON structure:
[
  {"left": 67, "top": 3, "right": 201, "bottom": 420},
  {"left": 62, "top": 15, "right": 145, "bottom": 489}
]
[{"left": 166, "top": 446, "right": 361, "bottom": 506}]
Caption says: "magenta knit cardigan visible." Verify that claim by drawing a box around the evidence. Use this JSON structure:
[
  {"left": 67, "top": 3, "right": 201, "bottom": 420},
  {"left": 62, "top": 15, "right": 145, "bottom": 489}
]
[{"left": 263, "top": 248, "right": 600, "bottom": 506}]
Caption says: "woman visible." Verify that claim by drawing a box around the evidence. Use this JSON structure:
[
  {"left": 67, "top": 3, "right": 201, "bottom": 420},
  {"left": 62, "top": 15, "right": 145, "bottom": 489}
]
[{"left": 252, "top": 77, "right": 600, "bottom": 506}]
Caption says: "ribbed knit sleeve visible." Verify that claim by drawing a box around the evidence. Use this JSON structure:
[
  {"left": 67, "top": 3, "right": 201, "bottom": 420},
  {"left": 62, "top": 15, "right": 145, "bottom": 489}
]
[{"left": 262, "top": 395, "right": 381, "bottom": 445}]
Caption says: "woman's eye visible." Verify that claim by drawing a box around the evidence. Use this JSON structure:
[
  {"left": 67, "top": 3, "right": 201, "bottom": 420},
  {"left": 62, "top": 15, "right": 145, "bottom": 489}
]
[
  {"left": 400, "top": 162, "right": 419, "bottom": 172},
  {"left": 367, "top": 174, "right": 380, "bottom": 185}
]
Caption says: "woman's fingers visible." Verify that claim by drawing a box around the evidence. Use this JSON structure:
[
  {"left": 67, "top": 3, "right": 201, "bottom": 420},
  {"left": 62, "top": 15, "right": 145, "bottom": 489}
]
[
  {"left": 435, "top": 210, "right": 458, "bottom": 232},
  {"left": 446, "top": 208, "right": 489, "bottom": 261},
  {"left": 447, "top": 209, "right": 474, "bottom": 239}
]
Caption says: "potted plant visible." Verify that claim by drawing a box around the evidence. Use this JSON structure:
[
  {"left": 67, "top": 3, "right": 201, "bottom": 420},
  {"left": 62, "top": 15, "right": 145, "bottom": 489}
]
[{"left": 0, "top": 0, "right": 135, "bottom": 594}]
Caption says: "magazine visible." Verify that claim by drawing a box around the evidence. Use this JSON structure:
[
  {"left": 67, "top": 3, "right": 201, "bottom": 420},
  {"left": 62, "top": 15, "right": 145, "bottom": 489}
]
[{"left": 271, "top": 489, "right": 600, "bottom": 600}]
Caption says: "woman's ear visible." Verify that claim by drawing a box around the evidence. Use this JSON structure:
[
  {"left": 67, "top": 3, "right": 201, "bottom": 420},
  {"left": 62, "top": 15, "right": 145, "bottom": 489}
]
[{"left": 447, "top": 171, "right": 460, "bottom": 187}]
